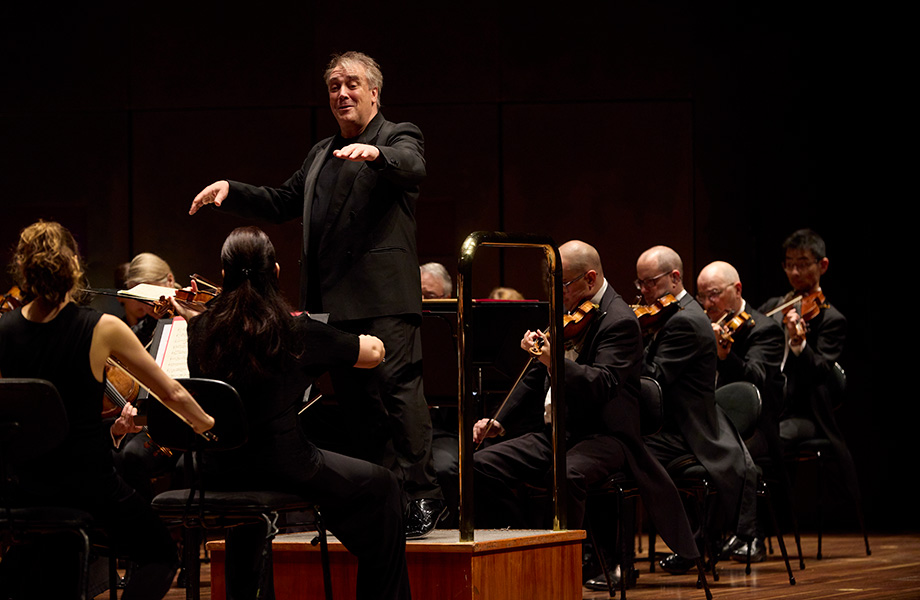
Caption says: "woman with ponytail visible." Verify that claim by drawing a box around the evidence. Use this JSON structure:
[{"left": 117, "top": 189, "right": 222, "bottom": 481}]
[{"left": 183, "top": 226, "right": 410, "bottom": 600}]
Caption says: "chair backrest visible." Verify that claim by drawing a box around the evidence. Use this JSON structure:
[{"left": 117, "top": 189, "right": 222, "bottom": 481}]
[
  {"left": 147, "top": 378, "right": 248, "bottom": 452},
  {"left": 714, "top": 381, "right": 762, "bottom": 440},
  {"left": 639, "top": 376, "right": 664, "bottom": 437},
  {"left": 0, "top": 379, "right": 69, "bottom": 462}
]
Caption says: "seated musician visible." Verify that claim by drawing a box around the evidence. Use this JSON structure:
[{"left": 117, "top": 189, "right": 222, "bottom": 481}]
[
  {"left": 119, "top": 252, "right": 180, "bottom": 344},
  {"left": 420, "top": 261, "right": 453, "bottom": 299},
  {"left": 758, "top": 229, "right": 844, "bottom": 447},
  {"left": 635, "top": 245, "right": 757, "bottom": 574},
  {"left": 111, "top": 252, "right": 184, "bottom": 503},
  {"left": 0, "top": 220, "right": 214, "bottom": 600},
  {"left": 175, "top": 226, "right": 409, "bottom": 600},
  {"left": 758, "top": 229, "right": 860, "bottom": 502},
  {"left": 473, "top": 240, "right": 697, "bottom": 590},
  {"left": 696, "top": 260, "right": 785, "bottom": 563}
]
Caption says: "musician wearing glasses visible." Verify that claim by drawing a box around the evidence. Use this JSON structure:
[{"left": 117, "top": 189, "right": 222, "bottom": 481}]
[
  {"left": 472, "top": 240, "right": 697, "bottom": 590},
  {"left": 758, "top": 230, "right": 855, "bottom": 483},
  {"left": 696, "top": 260, "right": 785, "bottom": 563},
  {"left": 635, "top": 245, "right": 757, "bottom": 575}
]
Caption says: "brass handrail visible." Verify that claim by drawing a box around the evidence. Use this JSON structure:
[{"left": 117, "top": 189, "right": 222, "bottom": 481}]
[{"left": 456, "top": 231, "right": 566, "bottom": 541}]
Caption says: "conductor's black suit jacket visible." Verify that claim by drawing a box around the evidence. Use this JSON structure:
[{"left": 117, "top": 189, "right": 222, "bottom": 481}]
[{"left": 221, "top": 112, "right": 425, "bottom": 321}]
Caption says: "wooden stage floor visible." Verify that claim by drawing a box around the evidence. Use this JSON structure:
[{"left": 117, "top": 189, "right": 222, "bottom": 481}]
[{"left": 141, "top": 532, "right": 920, "bottom": 600}]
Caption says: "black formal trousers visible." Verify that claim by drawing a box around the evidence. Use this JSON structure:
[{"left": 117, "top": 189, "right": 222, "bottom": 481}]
[
  {"left": 223, "top": 450, "right": 410, "bottom": 600},
  {"left": 331, "top": 315, "right": 441, "bottom": 501},
  {"left": 474, "top": 427, "right": 628, "bottom": 530}
]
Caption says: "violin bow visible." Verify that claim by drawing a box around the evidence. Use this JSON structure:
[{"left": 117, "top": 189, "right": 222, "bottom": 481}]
[{"left": 764, "top": 294, "right": 803, "bottom": 318}]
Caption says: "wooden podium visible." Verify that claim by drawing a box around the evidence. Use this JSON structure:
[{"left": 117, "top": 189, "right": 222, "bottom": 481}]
[{"left": 207, "top": 528, "right": 585, "bottom": 600}]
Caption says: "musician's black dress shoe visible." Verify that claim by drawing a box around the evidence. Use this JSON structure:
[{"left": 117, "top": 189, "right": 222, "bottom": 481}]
[
  {"left": 583, "top": 564, "right": 638, "bottom": 592},
  {"left": 659, "top": 553, "right": 695, "bottom": 575},
  {"left": 720, "top": 535, "right": 744, "bottom": 560},
  {"left": 405, "top": 498, "right": 447, "bottom": 539},
  {"left": 730, "top": 537, "right": 766, "bottom": 563}
]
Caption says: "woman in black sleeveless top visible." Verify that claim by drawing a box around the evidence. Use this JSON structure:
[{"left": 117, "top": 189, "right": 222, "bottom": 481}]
[{"left": 0, "top": 220, "right": 215, "bottom": 600}]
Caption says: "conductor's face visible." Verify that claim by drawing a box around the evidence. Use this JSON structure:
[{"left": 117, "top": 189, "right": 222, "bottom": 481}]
[{"left": 327, "top": 62, "right": 379, "bottom": 137}]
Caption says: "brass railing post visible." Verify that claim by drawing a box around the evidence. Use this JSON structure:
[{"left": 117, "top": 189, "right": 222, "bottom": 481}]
[{"left": 456, "top": 231, "right": 565, "bottom": 542}]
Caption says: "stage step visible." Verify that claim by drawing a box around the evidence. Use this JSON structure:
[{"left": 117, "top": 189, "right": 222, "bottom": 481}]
[{"left": 208, "top": 528, "right": 585, "bottom": 600}]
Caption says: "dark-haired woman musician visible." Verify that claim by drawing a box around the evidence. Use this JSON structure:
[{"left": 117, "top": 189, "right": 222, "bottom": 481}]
[
  {"left": 179, "top": 226, "right": 409, "bottom": 600},
  {"left": 0, "top": 220, "right": 214, "bottom": 599}
]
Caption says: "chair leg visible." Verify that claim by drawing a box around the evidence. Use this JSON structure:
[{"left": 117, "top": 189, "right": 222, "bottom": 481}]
[
  {"left": 77, "top": 528, "right": 92, "bottom": 600},
  {"left": 586, "top": 521, "right": 616, "bottom": 599},
  {"left": 694, "top": 558, "right": 713, "bottom": 600},
  {"left": 310, "top": 507, "right": 334, "bottom": 600},
  {"left": 183, "top": 527, "right": 202, "bottom": 600},
  {"left": 108, "top": 553, "right": 119, "bottom": 600},
  {"left": 761, "top": 479, "right": 795, "bottom": 585},
  {"left": 816, "top": 453, "right": 825, "bottom": 560},
  {"left": 617, "top": 491, "right": 629, "bottom": 600}
]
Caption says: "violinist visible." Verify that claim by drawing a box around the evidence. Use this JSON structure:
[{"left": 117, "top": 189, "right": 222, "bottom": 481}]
[
  {"left": 0, "top": 220, "right": 214, "bottom": 600},
  {"left": 473, "top": 240, "right": 698, "bottom": 591},
  {"left": 119, "top": 252, "right": 180, "bottom": 345},
  {"left": 696, "top": 260, "right": 785, "bottom": 563},
  {"left": 636, "top": 246, "right": 757, "bottom": 576},
  {"left": 758, "top": 230, "right": 853, "bottom": 462},
  {"left": 176, "top": 227, "right": 409, "bottom": 600},
  {"left": 110, "top": 252, "right": 184, "bottom": 506}
]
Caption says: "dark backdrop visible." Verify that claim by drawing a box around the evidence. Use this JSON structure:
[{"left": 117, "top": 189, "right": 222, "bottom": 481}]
[{"left": 2, "top": 3, "right": 904, "bottom": 531}]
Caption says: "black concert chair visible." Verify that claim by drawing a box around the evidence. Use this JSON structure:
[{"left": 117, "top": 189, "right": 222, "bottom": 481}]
[
  {"left": 0, "top": 378, "right": 94, "bottom": 600},
  {"left": 588, "top": 376, "right": 712, "bottom": 600},
  {"left": 784, "top": 363, "right": 870, "bottom": 560},
  {"left": 663, "top": 381, "right": 793, "bottom": 584},
  {"left": 148, "top": 378, "right": 333, "bottom": 600},
  {"left": 716, "top": 382, "right": 796, "bottom": 584}
]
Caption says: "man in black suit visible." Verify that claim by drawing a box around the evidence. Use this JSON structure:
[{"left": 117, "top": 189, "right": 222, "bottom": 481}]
[
  {"left": 473, "top": 240, "right": 698, "bottom": 588},
  {"left": 189, "top": 51, "right": 444, "bottom": 537},
  {"left": 636, "top": 246, "right": 757, "bottom": 574},
  {"left": 697, "top": 260, "right": 785, "bottom": 562},
  {"left": 758, "top": 230, "right": 859, "bottom": 511}
]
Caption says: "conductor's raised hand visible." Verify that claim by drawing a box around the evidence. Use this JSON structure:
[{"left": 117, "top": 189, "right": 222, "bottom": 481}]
[
  {"left": 190, "top": 180, "right": 230, "bottom": 215},
  {"left": 333, "top": 143, "right": 380, "bottom": 162}
]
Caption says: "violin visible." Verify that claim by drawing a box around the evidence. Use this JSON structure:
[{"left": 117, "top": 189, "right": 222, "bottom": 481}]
[
  {"left": 714, "top": 309, "right": 753, "bottom": 348},
  {"left": 102, "top": 362, "right": 140, "bottom": 418},
  {"left": 478, "top": 299, "right": 600, "bottom": 447},
  {"left": 631, "top": 293, "right": 680, "bottom": 336},
  {"left": 1, "top": 286, "right": 24, "bottom": 313},
  {"left": 102, "top": 359, "right": 173, "bottom": 457},
  {"left": 529, "top": 299, "right": 600, "bottom": 356},
  {"left": 765, "top": 290, "right": 827, "bottom": 343}
]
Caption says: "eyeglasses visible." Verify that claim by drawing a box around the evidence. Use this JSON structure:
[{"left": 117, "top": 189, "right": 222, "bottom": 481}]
[
  {"left": 783, "top": 259, "right": 820, "bottom": 272},
  {"left": 634, "top": 271, "right": 670, "bottom": 290},
  {"left": 562, "top": 272, "right": 588, "bottom": 289},
  {"left": 696, "top": 288, "right": 726, "bottom": 303}
]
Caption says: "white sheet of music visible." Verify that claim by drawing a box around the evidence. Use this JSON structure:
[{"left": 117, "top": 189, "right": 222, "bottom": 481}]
[{"left": 154, "top": 316, "right": 190, "bottom": 379}]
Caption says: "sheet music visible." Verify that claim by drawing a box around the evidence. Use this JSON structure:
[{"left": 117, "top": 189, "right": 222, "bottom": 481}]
[
  {"left": 154, "top": 317, "right": 190, "bottom": 379},
  {"left": 118, "top": 283, "right": 178, "bottom": 301}
]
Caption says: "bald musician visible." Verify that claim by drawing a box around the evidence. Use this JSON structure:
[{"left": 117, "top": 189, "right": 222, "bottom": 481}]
[
  {"left": 696, "top": 260, "right": 785, "bottom": 562},
  {"left": 636, "top": 245, "right": 757, "bottom": 574},
  {"left": 473, "top": 240, "right": 697, "bottom": 588}
]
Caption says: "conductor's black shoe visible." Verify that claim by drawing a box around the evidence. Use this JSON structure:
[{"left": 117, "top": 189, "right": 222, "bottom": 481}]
[
  {"left": 659, "top": 553, "right": 695, "bottom": 575},
  {"left": 584, "top": 565, "right": 638, "bottom": 591},
  {"left": 730, "top": 537, "right": 766, "bottom": 563},
  {"left": 405, "top": 498, "right": 447, "bottom": 539}
]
